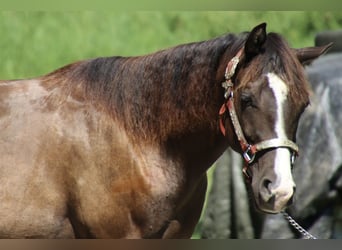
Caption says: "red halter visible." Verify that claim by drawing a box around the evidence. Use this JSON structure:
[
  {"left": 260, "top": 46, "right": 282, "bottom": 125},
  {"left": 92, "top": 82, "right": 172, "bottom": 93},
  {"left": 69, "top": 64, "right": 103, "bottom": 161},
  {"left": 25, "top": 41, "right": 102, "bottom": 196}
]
[{"left": 218, "top": 48, "right": 299, "bottom": 180}]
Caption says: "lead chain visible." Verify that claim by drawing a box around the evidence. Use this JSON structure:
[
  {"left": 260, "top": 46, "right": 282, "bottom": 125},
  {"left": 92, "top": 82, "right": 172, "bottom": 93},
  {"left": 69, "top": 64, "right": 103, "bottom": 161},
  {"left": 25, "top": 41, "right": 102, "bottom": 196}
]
[{"left": 281, "top": 211, "right": 317, "bottom": 239}]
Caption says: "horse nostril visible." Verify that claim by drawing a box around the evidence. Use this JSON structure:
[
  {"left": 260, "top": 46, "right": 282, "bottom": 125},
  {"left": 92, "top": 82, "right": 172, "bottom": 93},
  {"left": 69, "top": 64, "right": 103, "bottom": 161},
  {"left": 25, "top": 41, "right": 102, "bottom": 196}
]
[
  {"left": 262, "top": 179, "right": 272, "bottom": 194},
  {"left": 260, "top": 178, "right": 275, "bottom": 203}
]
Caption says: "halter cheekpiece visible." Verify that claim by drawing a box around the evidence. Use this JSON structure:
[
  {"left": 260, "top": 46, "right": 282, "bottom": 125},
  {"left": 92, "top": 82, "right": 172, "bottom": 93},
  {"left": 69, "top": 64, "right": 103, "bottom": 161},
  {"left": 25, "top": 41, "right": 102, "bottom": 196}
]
[{"left": 219, "top": 48, "right": 299, "bottom": 180}]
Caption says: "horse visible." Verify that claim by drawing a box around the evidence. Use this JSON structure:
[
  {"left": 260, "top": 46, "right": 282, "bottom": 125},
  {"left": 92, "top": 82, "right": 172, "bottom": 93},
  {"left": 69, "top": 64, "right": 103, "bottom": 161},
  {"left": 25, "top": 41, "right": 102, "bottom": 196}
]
[{"left": 0, "top": 23, "right": 330, "bottom": 238}]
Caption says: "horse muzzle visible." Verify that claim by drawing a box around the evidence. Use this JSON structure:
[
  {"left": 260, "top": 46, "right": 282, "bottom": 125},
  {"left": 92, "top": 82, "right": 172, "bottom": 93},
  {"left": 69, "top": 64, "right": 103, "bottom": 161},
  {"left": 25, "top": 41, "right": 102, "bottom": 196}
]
[{"left": 256, "top": 177, "right": 296, "bottom": 214}]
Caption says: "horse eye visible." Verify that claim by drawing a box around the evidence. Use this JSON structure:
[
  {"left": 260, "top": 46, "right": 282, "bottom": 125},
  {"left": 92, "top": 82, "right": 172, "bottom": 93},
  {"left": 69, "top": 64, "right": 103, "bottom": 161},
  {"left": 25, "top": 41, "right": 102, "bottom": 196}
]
[{"left": 241, "top": 93, "right": 255, "bottom": 109}]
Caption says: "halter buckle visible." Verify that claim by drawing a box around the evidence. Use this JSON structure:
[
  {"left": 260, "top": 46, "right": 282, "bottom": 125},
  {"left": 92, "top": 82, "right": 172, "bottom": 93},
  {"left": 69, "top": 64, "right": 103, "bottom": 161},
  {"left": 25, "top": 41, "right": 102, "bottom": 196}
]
[
  {"left": 243, "top": 145, "right": 256, "bottom": 164},
  {"left": 222, "top": 80, "right": 234, "bottom": 99}
]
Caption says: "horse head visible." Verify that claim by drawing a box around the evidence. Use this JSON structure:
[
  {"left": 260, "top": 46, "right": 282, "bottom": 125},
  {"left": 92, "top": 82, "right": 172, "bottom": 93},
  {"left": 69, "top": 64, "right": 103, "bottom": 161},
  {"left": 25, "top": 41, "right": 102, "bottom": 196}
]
[{"left": 222, "top": 23, "right": 332, "bottom": 213}]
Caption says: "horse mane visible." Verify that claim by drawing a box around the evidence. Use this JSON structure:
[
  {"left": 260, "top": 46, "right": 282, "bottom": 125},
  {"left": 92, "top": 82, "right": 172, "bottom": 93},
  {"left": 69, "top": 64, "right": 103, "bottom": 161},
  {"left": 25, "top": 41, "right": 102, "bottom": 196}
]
[
  {"left": 42, "top": 33, "right": 245, "bottom": 143},
  {"left": 41, "top": 31, "right": 309, "bottom": 145}
]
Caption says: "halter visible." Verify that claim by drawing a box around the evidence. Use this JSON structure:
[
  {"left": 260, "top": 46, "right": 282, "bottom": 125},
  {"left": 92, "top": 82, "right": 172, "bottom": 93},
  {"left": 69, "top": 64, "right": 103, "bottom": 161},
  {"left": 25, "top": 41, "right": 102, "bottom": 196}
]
[{"left": 219, "top": 48, "right": 299, "bottom": 180}]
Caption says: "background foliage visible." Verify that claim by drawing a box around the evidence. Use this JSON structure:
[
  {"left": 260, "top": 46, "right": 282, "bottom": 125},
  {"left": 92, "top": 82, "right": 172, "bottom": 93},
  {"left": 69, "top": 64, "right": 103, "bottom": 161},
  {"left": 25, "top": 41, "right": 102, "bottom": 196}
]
[{"left": 0, "top": 11, "right": 341, "bottom": 79}]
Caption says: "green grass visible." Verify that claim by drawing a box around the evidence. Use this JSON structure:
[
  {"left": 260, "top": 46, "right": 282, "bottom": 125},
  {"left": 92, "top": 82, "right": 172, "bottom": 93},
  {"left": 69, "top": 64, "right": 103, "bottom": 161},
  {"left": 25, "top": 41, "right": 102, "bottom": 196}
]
[
  {"left": 0, "top": 11, "right": 341, "bottom": 238},
  {"left": 1, "top": 11, "right": 342, "bottom": 80}
]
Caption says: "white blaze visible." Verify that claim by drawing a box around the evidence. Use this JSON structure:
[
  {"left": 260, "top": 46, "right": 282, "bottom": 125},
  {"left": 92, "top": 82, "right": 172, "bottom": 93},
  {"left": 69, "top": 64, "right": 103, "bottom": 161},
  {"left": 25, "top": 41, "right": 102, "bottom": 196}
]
[{"left": 267, "top": 73, "right": 295, "bottom": 191}]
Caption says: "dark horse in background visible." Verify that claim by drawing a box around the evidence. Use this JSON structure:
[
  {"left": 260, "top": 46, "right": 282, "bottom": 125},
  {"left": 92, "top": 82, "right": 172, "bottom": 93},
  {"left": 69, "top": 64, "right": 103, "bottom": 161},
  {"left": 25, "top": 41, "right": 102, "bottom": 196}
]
[{"left": 0, "top": 23, "right": 330, "bottom": 238}]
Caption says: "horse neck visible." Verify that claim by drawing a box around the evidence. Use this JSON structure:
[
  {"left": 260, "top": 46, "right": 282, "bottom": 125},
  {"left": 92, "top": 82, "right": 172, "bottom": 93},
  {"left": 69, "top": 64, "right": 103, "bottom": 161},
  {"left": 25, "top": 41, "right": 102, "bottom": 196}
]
[
  {"left": 48, "top": 34, "right": 243, "bottom": 174},
  {"left": 118, "top": 36, "right": 243, "bottom": 173}
]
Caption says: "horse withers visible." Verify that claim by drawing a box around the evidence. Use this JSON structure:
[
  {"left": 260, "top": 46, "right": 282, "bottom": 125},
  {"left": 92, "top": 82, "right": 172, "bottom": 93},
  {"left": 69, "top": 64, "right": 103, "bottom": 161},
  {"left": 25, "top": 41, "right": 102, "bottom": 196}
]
[{"left": 0, "top": 23, "right": 330, "bottom": 238}]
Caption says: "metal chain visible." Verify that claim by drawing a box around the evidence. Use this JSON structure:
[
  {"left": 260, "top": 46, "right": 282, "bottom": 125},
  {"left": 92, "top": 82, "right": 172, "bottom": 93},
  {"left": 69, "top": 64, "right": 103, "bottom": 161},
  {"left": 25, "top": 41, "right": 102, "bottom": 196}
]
[{"left": 281, "top": 211, "right": 317, "bottom": 239}]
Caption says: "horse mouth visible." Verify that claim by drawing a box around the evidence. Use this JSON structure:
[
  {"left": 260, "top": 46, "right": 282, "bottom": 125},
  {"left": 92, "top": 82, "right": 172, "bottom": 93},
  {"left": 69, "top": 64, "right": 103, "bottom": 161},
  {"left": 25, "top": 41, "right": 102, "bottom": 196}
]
[
  {"left": 256, "top": 204, "right": 283, "bottom": 214},
  {"left": 253, "top": 191, "right": 294, "bottom": 214}
]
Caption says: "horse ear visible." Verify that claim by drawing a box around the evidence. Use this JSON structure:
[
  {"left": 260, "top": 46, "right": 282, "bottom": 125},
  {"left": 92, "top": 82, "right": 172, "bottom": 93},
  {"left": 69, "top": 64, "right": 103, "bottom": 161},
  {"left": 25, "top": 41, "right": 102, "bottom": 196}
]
[
  {"left": 294, "top": 42, "right": 333, "bottom": 65},
  {"left": 244, "top": 23, "right": 267, "bottom": 57}
]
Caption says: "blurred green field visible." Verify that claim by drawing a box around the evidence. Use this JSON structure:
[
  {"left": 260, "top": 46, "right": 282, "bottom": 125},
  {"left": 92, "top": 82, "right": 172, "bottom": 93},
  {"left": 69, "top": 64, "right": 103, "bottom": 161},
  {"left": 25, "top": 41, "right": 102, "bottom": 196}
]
[
  {"left": 1, "top": 11, "right": 342, "bottom": 80},
  {"left": 0, "top": 11, "right": 341, "bottom": 239}
]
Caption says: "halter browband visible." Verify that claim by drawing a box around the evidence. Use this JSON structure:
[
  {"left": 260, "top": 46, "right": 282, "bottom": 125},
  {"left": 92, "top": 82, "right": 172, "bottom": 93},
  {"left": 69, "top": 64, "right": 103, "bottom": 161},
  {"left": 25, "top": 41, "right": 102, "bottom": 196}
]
[{"left": 219, "top": 48, "right": 299, "bottom": 179}]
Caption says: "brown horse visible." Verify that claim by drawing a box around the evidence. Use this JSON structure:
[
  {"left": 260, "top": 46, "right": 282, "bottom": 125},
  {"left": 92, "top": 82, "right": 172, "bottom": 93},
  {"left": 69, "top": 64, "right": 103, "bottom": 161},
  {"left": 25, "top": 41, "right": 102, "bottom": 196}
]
[{"left": 0, "top": 23, "right": 330, "bottom": 238}]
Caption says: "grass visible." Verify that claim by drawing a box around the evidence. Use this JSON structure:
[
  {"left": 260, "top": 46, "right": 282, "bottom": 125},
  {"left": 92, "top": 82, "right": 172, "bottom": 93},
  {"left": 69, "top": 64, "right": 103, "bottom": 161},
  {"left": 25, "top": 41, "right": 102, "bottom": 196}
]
[
  {"left": 1, "top": 11, "right": 342, "bottom": 80},
  {"left": 0, "top": 11, "right": 341, "bottom": 238}
]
